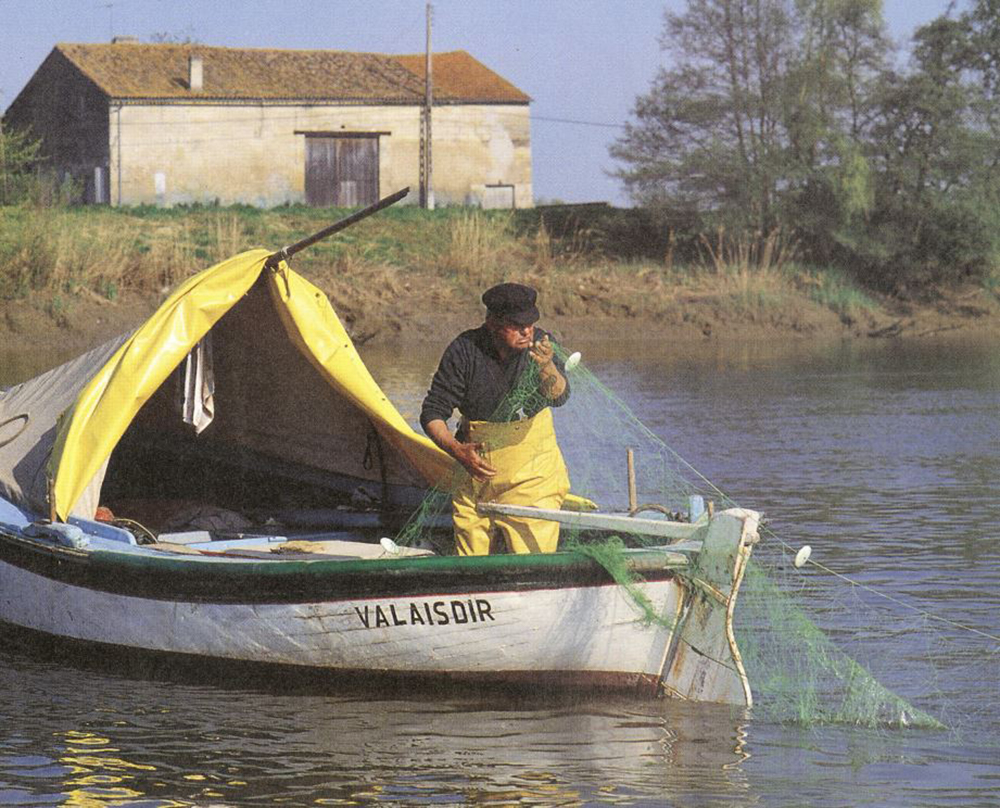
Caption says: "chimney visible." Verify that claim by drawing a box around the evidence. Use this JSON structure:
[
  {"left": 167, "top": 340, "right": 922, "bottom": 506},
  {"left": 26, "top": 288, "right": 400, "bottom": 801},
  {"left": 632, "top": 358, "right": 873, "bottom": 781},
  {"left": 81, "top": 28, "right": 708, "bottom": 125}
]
[{"left": 188, "top": 54, "right": 203, "bottom": 92}]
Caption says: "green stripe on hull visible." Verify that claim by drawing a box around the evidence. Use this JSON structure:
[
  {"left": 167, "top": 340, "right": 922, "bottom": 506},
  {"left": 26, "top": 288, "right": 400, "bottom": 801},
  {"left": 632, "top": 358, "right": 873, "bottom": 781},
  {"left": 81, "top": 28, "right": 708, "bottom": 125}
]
[
  {"left": 0, "top": 530, "right": 695, "bottom": 604},
  {"left": 93, "top": 545, "right": 694, "bottom": 577}
]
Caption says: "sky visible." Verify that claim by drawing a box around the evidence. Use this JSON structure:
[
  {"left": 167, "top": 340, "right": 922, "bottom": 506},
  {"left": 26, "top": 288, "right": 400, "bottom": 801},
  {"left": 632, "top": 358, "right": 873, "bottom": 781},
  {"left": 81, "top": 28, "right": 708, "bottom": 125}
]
[{"left": 0, "top": 0, "right": 963, "bottom": 207}]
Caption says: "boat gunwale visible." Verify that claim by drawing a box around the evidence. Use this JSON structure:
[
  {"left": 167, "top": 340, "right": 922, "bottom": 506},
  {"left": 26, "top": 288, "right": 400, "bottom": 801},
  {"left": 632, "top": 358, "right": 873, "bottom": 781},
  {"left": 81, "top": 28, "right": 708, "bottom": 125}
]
[{"left": 0, "top": 527, "right": 695, "bottom": 604}]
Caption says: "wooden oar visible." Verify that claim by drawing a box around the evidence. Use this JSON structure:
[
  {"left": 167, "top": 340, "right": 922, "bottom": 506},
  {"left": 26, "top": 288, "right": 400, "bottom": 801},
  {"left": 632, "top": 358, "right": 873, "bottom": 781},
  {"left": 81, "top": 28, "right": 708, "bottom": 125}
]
[
  {"left": 475, "top": 501, "right": 702, "bottom": 541},
  {"left": 264, "top": 187, "right": 410, "bottom": 270}
]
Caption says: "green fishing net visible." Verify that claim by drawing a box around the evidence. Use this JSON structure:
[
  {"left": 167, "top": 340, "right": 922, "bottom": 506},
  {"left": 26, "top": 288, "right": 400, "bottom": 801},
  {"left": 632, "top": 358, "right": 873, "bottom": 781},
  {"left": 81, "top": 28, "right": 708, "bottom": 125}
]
[{"left": 394, "top": 338, "right": 952, "bottom": 730}]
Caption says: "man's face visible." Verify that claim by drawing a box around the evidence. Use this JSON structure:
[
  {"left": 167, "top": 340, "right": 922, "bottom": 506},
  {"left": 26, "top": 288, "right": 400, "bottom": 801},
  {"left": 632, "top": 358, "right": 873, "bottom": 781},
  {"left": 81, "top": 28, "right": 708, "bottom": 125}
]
[{"left": 489, "top": 317, "right": 534, "bottom": 352}]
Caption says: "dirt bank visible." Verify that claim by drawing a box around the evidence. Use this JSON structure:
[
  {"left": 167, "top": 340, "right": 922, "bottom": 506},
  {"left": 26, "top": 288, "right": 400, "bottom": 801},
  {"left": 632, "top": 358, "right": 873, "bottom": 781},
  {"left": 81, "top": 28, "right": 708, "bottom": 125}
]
[{"left": 2, "top": 273, "right": 998, "bottom": 365}]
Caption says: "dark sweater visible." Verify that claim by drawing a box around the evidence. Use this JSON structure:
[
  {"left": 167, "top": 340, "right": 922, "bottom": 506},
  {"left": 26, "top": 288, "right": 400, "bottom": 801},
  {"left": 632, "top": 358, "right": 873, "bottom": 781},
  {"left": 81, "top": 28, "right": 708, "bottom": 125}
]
[{"left": 420, "top": 325, "right": 570, "bottom": 432}]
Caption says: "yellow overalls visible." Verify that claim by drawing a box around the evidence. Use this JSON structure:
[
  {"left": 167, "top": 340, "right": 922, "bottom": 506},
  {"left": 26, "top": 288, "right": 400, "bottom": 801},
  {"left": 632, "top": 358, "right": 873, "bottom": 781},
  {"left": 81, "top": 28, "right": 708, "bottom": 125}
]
[{"left": 451, "top": 407, "right": 571, "bottom": 555}]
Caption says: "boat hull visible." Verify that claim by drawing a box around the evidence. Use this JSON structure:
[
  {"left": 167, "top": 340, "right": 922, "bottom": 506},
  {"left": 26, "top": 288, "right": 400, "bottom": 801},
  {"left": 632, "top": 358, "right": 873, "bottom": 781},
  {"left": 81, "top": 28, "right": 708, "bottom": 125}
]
[
  {"left": 0, "top": 507, "right": 759, "bottom": 703},
  {"left": 0, "top": 555, "right": 681, "bottom": 693}
]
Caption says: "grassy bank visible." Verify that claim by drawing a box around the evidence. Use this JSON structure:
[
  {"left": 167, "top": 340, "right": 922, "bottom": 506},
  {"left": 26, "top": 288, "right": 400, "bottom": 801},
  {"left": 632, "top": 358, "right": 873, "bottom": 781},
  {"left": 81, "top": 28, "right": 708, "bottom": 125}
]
[{"left": 1, "top": 203, "right": 997, "bottom": 347}]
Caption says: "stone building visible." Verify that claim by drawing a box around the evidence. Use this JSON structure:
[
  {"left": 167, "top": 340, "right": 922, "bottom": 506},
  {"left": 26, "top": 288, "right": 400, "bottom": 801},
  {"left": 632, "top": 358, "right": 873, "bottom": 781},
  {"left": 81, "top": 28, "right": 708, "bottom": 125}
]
[{"left": 3, "top": 41, "right": 532, "bottom": 208}]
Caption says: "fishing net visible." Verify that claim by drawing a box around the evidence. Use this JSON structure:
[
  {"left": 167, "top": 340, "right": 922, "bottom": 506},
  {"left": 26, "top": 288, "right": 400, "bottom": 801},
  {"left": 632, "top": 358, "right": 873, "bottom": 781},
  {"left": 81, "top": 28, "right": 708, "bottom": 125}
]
[{"left": 392, "top": 337, "right": 973, "bottom": 731}]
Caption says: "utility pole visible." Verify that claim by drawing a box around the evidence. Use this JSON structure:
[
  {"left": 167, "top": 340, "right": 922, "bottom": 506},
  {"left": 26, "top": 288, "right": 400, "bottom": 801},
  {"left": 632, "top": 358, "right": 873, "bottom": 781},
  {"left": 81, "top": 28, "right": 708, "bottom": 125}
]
[
  {"left": 420, "top": 1, "right": 434, "bottom": 209},
  {"left": 0, "top": 117, "right": 7, "bottom": 206}
]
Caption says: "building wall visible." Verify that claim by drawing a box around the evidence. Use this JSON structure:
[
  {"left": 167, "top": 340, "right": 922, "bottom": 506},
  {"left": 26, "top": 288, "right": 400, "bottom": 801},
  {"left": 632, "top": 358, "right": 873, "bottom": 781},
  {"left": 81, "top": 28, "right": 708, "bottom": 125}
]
[
  {"left": 4, "top": 50, "right": 110, "bottom": 203},
  {"left": 109, "top": 102, "right": 532, "bottom": 208}
]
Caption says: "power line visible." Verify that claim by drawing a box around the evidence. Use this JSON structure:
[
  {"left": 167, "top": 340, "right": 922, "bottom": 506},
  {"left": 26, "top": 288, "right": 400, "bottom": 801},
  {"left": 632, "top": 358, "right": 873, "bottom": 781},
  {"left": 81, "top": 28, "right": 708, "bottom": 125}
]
[{"left": 532, "top": 115, "right": 625, "bottom": 129}]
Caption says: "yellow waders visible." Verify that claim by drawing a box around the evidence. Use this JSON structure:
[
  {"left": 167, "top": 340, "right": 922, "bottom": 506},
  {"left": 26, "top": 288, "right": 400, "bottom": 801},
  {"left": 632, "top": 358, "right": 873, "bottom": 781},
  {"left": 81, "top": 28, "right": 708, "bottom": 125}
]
[{"left": 452, "top": 407, "right": 571, "bottom": 555}]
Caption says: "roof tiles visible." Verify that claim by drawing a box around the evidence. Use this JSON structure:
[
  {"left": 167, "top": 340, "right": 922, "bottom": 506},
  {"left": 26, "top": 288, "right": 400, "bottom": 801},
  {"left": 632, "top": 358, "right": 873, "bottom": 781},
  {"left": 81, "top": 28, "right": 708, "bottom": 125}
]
[{"left": 54, "top": 43, "right": 529, "bottom": 104}]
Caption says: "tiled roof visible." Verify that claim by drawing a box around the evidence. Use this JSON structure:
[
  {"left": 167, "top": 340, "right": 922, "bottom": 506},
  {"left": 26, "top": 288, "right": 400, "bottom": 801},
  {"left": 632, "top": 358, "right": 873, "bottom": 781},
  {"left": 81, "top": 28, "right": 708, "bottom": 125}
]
[
  {"left": 394, "top": 51, "right": 529, "bottom": 103},
  {"left": 54, "top": 43, "right": 529, "bottom": 104}
]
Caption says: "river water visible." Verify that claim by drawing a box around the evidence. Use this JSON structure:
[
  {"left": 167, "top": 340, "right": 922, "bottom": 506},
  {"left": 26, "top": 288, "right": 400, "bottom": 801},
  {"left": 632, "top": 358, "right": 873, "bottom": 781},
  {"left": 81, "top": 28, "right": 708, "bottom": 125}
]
[{"left": 1, "top": 334, "right": 998, "bottom": 806}]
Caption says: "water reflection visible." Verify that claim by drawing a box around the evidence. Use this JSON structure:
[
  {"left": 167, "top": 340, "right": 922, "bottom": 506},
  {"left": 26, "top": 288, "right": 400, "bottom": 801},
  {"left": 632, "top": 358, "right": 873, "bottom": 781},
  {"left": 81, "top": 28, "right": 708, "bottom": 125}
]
[{"left": 0, "top": 645, "right": 757, "bottom": 805}]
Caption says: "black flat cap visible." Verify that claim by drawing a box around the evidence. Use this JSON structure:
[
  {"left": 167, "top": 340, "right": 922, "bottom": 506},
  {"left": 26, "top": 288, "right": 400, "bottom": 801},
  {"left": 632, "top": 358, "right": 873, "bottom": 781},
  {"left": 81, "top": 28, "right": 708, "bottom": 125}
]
[{"left": 482, "top": 282, "right": 539, "bottom": 326}]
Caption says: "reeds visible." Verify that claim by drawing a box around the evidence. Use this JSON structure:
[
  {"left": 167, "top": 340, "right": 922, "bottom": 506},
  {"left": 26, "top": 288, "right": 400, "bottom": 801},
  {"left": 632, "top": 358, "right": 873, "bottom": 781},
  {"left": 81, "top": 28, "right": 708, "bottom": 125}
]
[
  {"left": 698, "top": 226, "right": 796, "bottom": 275},
  {"left": 693, "top": 226, "right": 800, "bottom": 318},
  {"left": 437, "top": 210, "right": 517, "bottom": 287},
  {"left": 0, "top": 204, "right": 885, "bottom": 328},
  {"left": 0, "top": 208, "right": 246, "bottom": 300},
  {"left": 793, "top": 266, "right": 878, "bottom": 323}
]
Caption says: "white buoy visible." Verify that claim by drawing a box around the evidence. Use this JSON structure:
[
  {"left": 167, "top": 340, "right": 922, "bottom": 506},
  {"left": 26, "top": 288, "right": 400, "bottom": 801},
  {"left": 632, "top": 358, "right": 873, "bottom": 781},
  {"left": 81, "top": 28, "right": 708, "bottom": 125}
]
[
  {"left": 380, "top": 537, "right": 401, "bottom": 554},
  {"left": 564, "top": 351, "right": 582, "bottom": 371},
  {"left": 794, "top": 545, "right": 812, "bottom": 568}
]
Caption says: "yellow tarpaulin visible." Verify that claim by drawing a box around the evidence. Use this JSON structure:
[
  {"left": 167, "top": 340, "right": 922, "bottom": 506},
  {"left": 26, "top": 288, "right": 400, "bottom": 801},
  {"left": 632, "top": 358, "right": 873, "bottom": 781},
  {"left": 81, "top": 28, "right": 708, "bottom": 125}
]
[{"left": 47, "top": 250, "right": 452, "bottom": 521}]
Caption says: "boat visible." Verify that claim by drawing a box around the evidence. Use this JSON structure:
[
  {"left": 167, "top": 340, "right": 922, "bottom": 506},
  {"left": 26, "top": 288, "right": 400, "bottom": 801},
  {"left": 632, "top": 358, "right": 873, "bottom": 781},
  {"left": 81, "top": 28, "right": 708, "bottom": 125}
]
[{"left": 0, "top": 195, "right": 759, "bottom": 704}]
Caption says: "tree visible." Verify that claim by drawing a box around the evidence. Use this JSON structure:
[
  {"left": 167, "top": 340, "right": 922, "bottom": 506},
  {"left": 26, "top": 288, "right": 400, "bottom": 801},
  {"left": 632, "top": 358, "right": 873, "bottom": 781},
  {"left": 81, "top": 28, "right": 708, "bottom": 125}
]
[
  {"left": 611, "top": 0, "right": 889, "bottom": 248},
  {"left": 859, "top": 14, "right": 1000, "bottom": 289},
  {"left": 611, "top": 0, "right": 792, "bottom": 231},
  {"left": 0, "top": 122, "right": 43, "bottom": 206},
  {"left": 148, "top": 27, "right": 200, "bottom": 44},
  {"left": 613, "top": 0, "right": 1000, "bottom": 290},
  {"left": 780, "top": 0, "right": 889, "bottom": 263}
]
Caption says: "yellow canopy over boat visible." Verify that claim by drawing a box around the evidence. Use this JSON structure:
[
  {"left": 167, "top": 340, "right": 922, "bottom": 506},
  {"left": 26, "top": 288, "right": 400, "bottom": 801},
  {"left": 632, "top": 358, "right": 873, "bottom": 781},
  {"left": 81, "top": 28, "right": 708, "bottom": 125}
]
[{"left": 43, "top": 249, "right": 453, "bottom": 521}]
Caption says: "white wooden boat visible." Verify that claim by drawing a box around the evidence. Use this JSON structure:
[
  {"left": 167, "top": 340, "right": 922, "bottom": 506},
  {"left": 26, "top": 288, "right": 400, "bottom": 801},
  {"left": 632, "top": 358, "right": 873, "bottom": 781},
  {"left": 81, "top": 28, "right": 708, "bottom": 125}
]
[{"left": 0, "top": 496, "right": 758, "bottom": 703}]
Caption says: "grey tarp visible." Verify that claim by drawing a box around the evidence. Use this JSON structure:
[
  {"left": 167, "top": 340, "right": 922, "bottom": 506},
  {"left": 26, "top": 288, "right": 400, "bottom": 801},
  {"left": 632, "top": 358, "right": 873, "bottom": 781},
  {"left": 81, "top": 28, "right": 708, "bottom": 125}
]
[{"left": 0, "top": 337, "right": 127, "bottom": 518}]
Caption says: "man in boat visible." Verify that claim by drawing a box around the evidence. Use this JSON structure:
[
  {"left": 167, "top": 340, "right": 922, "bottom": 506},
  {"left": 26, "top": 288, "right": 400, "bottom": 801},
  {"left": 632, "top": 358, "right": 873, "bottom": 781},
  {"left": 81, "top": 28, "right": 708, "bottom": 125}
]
[{"left": 420, "top": 282, "right": 571, "bottom": 555}]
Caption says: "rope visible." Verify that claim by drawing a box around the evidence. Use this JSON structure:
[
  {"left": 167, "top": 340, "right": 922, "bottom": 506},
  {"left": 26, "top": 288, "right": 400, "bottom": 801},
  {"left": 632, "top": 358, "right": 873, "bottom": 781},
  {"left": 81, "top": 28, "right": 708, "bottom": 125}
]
[
  {"left": 110, "top": 517, "right": 158, "bottom": 545},
  {"left": 761, "top": 525, "right": 1000, "bottom": 646},
  {"left": 700, "top": 470, "right": 1000, "bottom": 648},
  {"left": 0, "top": 414, "right": 29, "bottom": 449},
  {"left": 363, "top": 422, "right": 390, "bottom": 512}
]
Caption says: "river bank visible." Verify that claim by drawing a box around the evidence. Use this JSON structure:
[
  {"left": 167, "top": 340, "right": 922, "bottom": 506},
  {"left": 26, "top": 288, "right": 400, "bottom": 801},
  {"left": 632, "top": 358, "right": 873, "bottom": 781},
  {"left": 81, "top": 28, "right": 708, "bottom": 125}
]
[
  {"left": 3, "top": 204, "right": 999, "bottom": 365},
  {"left": 2, "top": 270, "right": 997, "bottom": 370}
]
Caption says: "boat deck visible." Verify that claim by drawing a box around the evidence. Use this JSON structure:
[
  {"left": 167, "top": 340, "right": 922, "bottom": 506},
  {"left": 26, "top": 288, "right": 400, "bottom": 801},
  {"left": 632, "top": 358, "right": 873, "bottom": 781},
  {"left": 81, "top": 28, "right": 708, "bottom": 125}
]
[{"left": 0, "top": 494, "right": 704, "bottom": 570}]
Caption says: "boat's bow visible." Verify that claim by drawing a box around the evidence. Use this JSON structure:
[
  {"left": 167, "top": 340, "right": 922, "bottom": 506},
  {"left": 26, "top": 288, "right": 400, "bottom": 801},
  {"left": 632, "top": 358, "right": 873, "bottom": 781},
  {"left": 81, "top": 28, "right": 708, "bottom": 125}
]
[
  {"left": 477, "top": 502, "right": 760, "bottom": 705},
  {"left": 659, "top": 507, "right": 759, "bottom": 706}
]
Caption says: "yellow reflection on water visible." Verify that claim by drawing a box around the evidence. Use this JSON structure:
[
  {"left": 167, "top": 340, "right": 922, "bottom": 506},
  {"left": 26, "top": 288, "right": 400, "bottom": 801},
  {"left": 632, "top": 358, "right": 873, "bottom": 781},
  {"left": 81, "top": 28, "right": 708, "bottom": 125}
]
[
  {"left": 63, "top": 786, "right": 147, "bottom": 807},
  {"left": 61, "top": 755, "right": 157, "bottom": 771},
  {"left": 457, "top": 769, "right": 584, "bottom": 806},
  {"left": 66, "top": 774, "right": 124, "bottom": 786},
  {"left": 55, "top": 729, "right": 161, "bottom": 806},
  {"left": 63, "top": 731, "right": 112, "bottom": 746}
]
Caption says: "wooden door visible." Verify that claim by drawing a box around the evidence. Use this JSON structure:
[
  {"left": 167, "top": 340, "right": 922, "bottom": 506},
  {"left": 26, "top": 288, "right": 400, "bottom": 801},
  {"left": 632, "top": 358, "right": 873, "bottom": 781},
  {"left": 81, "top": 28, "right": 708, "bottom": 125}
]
[
  {"left": 305, "top": 136, "right": 379, "bottom": 207},
  {"left": 483, "top": 184, "right": 516, "bottom": 209}
]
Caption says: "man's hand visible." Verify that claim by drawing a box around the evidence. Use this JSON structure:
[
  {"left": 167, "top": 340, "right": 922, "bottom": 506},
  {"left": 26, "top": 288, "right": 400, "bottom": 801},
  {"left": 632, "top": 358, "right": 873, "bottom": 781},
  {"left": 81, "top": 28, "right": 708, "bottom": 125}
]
[
  {"left": 529, "top": 334, "right": 555, "bottom": 367},
  {"left": 424, "top": 418, "right": 497, "bottom": 481},
  {"left": 530, "top": 335, "right": 567, "bottom": 400},
  {"left": 451, "top": 441, "right": 497, "bottom": 482}
]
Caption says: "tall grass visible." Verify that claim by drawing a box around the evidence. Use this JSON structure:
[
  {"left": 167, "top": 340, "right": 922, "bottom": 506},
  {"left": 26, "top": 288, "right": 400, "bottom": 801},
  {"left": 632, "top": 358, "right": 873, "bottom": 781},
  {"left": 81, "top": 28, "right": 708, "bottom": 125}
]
[
  {"left": 983, "top": 265, "right": 1000, "bottom": 302},
  {"left": 689, "top": 227, "right": 797, "bottom": 319},
  {"left": 0, "top": 203, "right": 891, "bottom": 328},
  {"left": 697, "top": 226, "right": 796, "bottom": 276},
  {"left": 0, "top": 207, "right": 249, "bottom": 300},
  {"left": 437, "top": 211, "right": 518, "bottom": 287},
  {"left": 791, "top": 265, "right": 878, "bottom": 323}
]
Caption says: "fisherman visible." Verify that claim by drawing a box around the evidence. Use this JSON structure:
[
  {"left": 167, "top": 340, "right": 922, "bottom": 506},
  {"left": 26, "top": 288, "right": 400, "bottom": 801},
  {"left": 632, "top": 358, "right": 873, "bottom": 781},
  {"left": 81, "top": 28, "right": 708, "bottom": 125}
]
[{"left": 420, "top": 282, "right": 571, "bottom": 555}]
